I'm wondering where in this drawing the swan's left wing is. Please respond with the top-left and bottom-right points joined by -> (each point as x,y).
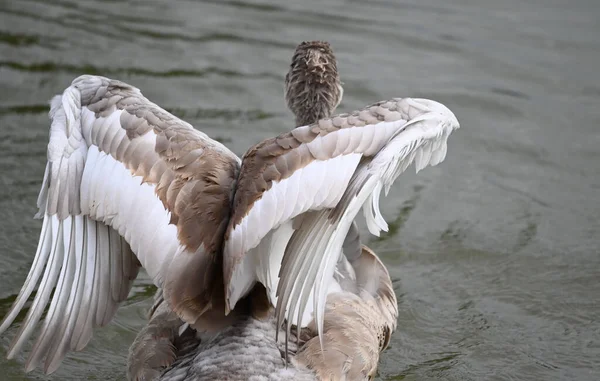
0,75 -> 240,374
223,98 -> 459,338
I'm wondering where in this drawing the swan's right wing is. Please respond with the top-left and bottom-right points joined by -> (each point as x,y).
224,98 -> 459,342
0,75 -> 240,374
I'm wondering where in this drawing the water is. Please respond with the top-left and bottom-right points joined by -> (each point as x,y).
1,0 -> 599,379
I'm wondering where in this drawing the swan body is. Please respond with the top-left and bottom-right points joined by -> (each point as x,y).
0,41 -> 460,380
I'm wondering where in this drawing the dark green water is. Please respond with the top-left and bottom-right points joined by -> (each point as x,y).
1,0 -> 599,380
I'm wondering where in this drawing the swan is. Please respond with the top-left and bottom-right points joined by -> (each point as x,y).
0,40 -> 460,380
128,41 -> 400,381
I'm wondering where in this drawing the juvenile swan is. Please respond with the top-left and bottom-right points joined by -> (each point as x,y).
130,41 -> 399,381
0,41 -> 460,380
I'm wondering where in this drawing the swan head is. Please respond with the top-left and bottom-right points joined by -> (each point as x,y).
285,41 -> 343,126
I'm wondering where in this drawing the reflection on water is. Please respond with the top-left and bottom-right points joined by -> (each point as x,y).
1,0 -> 599,380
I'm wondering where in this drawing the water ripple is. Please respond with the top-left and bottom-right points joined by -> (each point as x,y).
0,31 -> 48,47
165,106 -> 277,122
1,5 -> 292,51
0,104 -> 49,116
194,0 -> 284,12
0,61 -> 280,79
0,7 -> 124,41
113,26 -> 294,49
0,103 -> 278,125
20,0 -> 181,26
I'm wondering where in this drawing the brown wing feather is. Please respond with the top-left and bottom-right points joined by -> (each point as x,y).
78,76 -> 241,326
294,245 -> 398,380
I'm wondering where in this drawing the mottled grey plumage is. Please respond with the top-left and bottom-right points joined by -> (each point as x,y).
137,243 -> 397,381
160,317 -> 316,381
292,246 -> 398,381
285,41 -> 343,127
343,222 -> 363,263
127,290 -> 199,381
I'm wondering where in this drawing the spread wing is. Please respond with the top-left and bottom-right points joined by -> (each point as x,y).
223,98 -> 459,340
0,75 -> 240,374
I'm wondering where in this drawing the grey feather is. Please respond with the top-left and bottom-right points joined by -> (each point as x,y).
342,221 -> 362,262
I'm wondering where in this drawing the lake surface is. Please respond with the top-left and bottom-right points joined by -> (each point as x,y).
1,0 -> 599,380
